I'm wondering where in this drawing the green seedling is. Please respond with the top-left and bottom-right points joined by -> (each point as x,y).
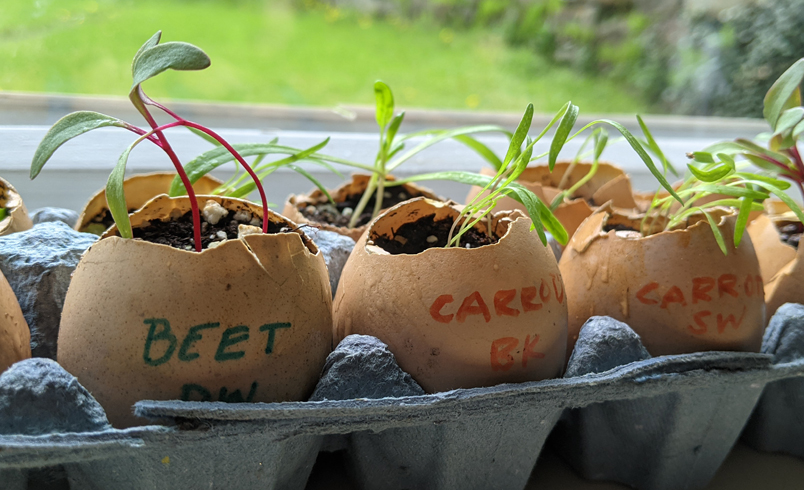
172,81 -> 514,228
0,208 -> 6,222
30,32 -> 272,252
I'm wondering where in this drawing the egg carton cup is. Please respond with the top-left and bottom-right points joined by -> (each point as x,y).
4,344 -> 802,490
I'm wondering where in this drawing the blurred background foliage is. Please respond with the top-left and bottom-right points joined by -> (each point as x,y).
1,0 -> 802,116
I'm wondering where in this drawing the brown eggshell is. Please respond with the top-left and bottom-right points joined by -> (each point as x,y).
0,269 -> 31,373
0,177 -> 33,236
560,206 -> 765,357
76,172 -> 223,233
764,244 -> 804,319
283,174 -> 439,242
464,162 -> 638,238
333,197 -> 568,393
746,213 -> 798,285
58,195 -> 332,427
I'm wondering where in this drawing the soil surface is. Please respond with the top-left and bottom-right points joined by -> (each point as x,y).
777,222 -> 803,249
603,223 -> 637,232
132,209 -> 290,250
373,214 -> 498,255
300,188 -> 422,228
83,208 -> 136,235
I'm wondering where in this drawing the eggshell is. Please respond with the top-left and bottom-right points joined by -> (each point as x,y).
560,206 -> 765,357
747,201 -> 804,318
76,172 -> 223,233
746,213 -> 798,285
283,174 -> 439,242
0,177 -> 33,236
464,162 -> 638,238
0,269 -> 30,373
333,197 -> 568,393
58,195 -> 332,427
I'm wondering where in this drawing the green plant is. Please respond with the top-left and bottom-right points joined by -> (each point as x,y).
0,208 -> 6,221
30,31 -> 272,252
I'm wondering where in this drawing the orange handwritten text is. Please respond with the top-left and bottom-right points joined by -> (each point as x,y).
490,334 -> 546,371
430,280 -> 564,324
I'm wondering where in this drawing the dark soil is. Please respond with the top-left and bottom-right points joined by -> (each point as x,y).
603,223 -> 637,232
300,188 -> 421,228
373,214 -> 498,255
82,208 -> 136,234
777,222 -> 803,249
132,209 -> 291,250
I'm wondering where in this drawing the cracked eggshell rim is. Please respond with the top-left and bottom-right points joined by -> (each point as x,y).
464,162 -> 638,239
76,172 -> 223,233
559,205 -> 765,357
283,173 -> 440,242
333,197 -> 568,393
0,268 -> 30,373
748,201 -> 804,318
0,176 -> 33,236
59,194 -> 332,428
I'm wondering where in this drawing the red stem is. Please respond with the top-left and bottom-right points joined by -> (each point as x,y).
133,93 -> 203,252
179,121 -> 270,233
141,93 -> 270,231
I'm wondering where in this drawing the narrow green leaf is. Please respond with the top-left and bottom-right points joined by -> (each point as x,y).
373,80 -> 394,129
593,128 -> 608,161
695,184 -> 769,200
186,126 -> 222,146
0,208 -> 7,221
692,152 -> 715,163
742,154 -> 796,175
764,58 -> 804,129
384,112 -> 405,153
734,198 -> 753,248
597,118 -> 682,202
387,125 -> 510,172
107,144 -> 137,239
131,41 -> 211,90
734,172 -> 791,190
504,104 -> 534,167
755,182 -> 804,224
702,210 -> 728,256
31,111 -> 128,179
132,31 -> 162,74
548,102 -> 580,171
452,134 -> 503,170
638,115 -> 677,177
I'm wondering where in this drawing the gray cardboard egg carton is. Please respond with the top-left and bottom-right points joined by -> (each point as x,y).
2,307 -> 804,490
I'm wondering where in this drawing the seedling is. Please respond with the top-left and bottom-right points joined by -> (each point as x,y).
30,32 -> 271,252
172,81 -> 515,228
665,57 -> 804,254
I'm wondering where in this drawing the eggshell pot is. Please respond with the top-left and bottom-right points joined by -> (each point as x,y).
283,174 -> 439,242
333,197 -> 568,393
746,202 -> 804,318
58,195 -> 333,427
560,206 -> 765,357
0,176 -> 33,236
76,172 -> 223,233
0,269 -> 31,373
465,162 -> 638,239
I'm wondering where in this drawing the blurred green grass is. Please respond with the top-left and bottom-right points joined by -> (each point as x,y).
0,0 -> 648,113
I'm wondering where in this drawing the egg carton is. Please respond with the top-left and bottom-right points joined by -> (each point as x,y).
1,311 -> 803,490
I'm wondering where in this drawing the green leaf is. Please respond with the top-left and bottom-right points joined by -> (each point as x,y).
593,128 -> 608,161
695,184 -> 769,200
754,182 -> 804,224
774,107 -> 804,135
31,111 -> 128,179
504,104 -> 534,167
687,161 -> 734,182
734,172 -> 791,190
764,58 -> 804,129
452,134 -> 503,170
0,208 -> 7,221
597,118 -> 682,202
386,125 -> 509,172
131,41 -> 211,91
793,119 -> 804,139
384,112 -> 405,153
132,31 -> 162,74
548,102 -> 579,171
702,209 -> 728,256
187,126 -> 222,146
692,152 -> 715,164
107,144 -> 137,239
734,198 -> 753,248
373,80 -> 394,129
638,115 -> 677,177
